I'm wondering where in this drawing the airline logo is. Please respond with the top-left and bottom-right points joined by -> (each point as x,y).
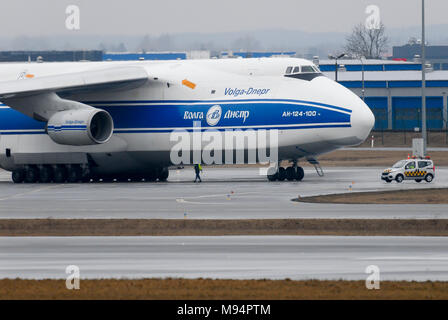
183,105 -> 250,126
206,105 -> 222,126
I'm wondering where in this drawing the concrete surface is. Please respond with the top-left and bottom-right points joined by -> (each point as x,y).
0,167 -> 447,219
1,236 -> 447,281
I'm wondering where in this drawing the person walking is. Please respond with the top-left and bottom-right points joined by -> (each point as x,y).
194,163 -> 202,183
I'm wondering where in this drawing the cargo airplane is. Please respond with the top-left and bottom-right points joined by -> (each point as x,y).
0,58 -> 374,183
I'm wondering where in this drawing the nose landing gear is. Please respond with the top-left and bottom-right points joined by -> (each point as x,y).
267,161 -> 304,182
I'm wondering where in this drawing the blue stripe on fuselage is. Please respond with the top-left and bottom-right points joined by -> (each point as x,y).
84,98 -> 352,114
0,100 -> 352,134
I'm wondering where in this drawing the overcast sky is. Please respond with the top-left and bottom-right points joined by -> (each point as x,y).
0,0 -> 447,36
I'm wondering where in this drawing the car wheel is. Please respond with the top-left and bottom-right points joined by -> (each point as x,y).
425,174 -> 433,183
385,179 -> 392,183
415,179 -> 422,183
395,174 -> 404,183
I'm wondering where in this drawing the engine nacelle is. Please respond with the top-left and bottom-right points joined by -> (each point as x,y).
47,108 -> 114,145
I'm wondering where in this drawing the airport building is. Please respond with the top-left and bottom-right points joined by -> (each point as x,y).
220,51 -> 296,58
103,52 -> 187,61
392,43 -> 448,70
318,59 -> 448,131
0,50 -> 103,62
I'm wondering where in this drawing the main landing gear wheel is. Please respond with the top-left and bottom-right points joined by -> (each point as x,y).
67,165 -> 82,183
144,170 -> 157,182
39,166 -> 53,183
12,169 -> 25,183
25,166 -> 39,183
53,166 -> 68,183
157,167 -> 169,182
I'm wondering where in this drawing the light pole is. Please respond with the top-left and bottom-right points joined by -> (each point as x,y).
329,53 -> 346,82
422,0 -> 427,154
359,56 -> 366,101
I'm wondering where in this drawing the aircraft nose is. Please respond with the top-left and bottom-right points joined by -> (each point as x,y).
351,99 -> 375,143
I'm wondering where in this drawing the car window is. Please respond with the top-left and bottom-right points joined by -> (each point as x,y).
418,161 -> 431,168
405,161 -> 416,169
392,160 -> 406,168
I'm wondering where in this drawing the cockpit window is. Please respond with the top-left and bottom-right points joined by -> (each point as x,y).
301,66 -> 315,73
284,64 -> 323,81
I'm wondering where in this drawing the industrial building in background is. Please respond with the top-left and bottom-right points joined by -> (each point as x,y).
393,42 -> 448,70
316,57 -> 448,132
0,50 -> 103,62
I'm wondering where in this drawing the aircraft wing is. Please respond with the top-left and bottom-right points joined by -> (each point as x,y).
0,65 -> 149,100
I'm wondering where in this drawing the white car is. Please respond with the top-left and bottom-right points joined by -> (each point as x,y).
381,157 -> 435,183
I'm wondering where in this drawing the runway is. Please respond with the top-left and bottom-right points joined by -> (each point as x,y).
1,236 -> 447,281
0,167 -> 448,219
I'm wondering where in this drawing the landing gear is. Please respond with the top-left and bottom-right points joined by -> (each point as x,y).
144,169 -> 157,182
10,164 -> 169,183
24,166 -> 39,183
267,162 -> 304,182
53,165 -> 68,183
11,168 -> 25,183
39,165 -> 53,183
278,167 -> 286,181
67,165 -> 82,183
286,167 -> 295,181
295,166 -> 304,181
157,167 -> 169,182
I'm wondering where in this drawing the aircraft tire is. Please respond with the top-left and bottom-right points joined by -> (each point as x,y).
286,167 -> 295,181
145,170 -> 157,182
158,167 -> 169,182
278,167 -> 286,181
24,166 -> 39,183
81,175 -> 92,183
267,173 -> 278,181
53,166 -> 68,183
67,165 -> 82,183
295,167 -> 304,181
12,169 -> 25,183
39,166 -> 53,183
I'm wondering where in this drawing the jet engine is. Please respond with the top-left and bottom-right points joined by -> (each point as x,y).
47,108 -> 114,146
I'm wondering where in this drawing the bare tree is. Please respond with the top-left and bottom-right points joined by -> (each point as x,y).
345,23 -> 388,59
